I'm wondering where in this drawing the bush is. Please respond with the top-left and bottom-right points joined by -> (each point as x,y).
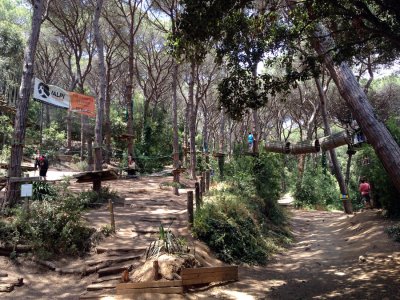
385,224 -> 400,242
193,153 -> 290,265
0,184 -> 117,257
294,157 -> 339,209
193,194 -> 275,264
353,117 -> 400,216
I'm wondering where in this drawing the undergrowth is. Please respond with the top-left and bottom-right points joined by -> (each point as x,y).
192,153 -> 292,265
0,180 -> 118,258
385,224 -> 400,242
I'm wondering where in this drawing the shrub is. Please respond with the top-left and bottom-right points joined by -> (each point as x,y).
294,157 -> 339,209
0,184 -> 117,257
385,224 -> 400,242
353,117 -> 400,216
193,153 -> 290,265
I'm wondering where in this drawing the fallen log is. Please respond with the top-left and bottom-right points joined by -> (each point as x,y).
96,247 -> 146,255
0,277 -> 23,292
86,255 -> 141,267
0,244 -> 32,256
32,257 -> 57,271
91,274 -> 121,284
0,284 -> 14,292
98,265 -> 133,277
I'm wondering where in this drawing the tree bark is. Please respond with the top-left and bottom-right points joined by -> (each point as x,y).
93,0 -> 105,176
4,0 -> 44,208
315,77 -> 353,214
188,60 -> 197,180
313,24 -> 400,194
172,60 -> 179,169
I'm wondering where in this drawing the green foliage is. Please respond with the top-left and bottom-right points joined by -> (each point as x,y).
0,183 -> 117,257
32,181 -> 56,201
193,153 -> 290,264
385,224 -> 400,243
193,189 -> 290,265
294,157 -> 339,209
352,117 -> 400,216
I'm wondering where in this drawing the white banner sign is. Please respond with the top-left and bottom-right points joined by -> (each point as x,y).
33,78 -> 70,109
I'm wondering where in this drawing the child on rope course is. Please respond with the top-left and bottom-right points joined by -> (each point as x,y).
248,132 -> 254,152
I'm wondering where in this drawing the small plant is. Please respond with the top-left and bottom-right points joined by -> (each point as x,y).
100,224 -> 114,237
145,224 -> 188,259
385,224 -> 400,242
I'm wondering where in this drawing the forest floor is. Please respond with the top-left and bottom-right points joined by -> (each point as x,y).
1,167 -> 400,299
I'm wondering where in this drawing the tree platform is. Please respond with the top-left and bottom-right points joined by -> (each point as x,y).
74,169 -> 118,183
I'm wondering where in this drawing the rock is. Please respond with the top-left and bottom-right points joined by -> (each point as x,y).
358,255 -> 366,263
131,254 -> 200,282
305,247 -> 311,251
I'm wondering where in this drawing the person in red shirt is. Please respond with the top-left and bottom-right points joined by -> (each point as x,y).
359,178 -> 371,208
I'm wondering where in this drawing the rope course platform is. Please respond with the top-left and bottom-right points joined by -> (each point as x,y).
73,169 -> 118,183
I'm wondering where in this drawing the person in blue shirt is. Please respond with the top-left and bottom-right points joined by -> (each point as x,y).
248,132 -> 254,151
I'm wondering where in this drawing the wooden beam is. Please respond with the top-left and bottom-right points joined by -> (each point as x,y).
8,177 -> 41,183
181,266 -> 238,286
116,280 -> 182,290
116,287 -> 183,295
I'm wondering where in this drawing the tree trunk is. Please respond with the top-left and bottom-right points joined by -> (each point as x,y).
172,61 -> 179,169
315,77 -> 353,214
4,0 -> 44,209
80,114 -> 87,160
125,19 -> 135,157
66,111 -> 72,149
188,60 -> 196,180
93,0 -> 105,176
313,24 -> 400,195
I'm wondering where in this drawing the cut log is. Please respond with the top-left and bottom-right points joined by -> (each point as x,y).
0,244 -> 31,256
32,257 -> 57,271
85,255 -> 141,267
98,265 -> 132,277
87,281 -> 118,291
0,284 -> 14,292
91,274 -> 121,284
181,266 -> 238,286
95,247 -> 146,255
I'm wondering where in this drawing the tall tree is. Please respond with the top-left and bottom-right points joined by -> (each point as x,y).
105,0 -> 150,156
4,0 -> 46,209
93,0 -> 106,184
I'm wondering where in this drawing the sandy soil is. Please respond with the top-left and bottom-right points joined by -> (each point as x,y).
1,170 -> 400,299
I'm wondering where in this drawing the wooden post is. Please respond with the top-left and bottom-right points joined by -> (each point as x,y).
200,175 -> 205,193
153,260 -> 159,281
109,199 -> 115,232
195,182 -> 200,210
172,169 -> 179,196
187,191 -> 194,227
217,155 -> 225,180
205,170 -> 210,192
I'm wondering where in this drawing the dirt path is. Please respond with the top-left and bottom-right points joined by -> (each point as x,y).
188,209 -> 400,299
1,174 -> 400,299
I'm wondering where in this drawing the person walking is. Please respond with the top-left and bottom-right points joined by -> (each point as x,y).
38,154 -> 49,180
359,178 -> 371,209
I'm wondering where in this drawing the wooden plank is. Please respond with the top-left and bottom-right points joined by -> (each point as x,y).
87,282 -> 118,291
116,280 -> 182,290
116,294 -> 184,300
182,272 -> 238,286
116,286 -> 183,295
181,266 -> 238,286
9,176 -> 41,183
181,266 -> 237,275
